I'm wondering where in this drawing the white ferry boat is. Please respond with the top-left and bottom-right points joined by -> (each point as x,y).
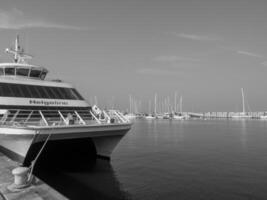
0,36 -> 131,166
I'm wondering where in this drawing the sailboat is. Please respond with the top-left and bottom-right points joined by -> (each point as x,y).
232,88 -> 252,119
145,100 -> 155,119
124,95 -> 136,120
173,96 -> 187,120
260,114 -> 267,120
259,111 -> 267,119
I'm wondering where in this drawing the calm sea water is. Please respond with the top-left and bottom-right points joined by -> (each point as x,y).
36,119 -> 267,200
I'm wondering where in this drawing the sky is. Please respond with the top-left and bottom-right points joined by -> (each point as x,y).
0,0 -> 267,112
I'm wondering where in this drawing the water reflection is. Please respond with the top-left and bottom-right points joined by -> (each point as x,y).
36,160 -> 131,200
33,140 -> 131,200
145,119 -> 186,146
239,120 -> 248,150
231,119 -> 249,150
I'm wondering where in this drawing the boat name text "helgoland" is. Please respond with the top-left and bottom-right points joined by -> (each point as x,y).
29,100 -> 69,106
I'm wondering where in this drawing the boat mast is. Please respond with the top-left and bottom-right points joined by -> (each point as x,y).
94,96 -> 98,106
180,96 -> 183,113
154,93 -> 157,115
241,88 -> 245,113
5,35 -> 32,63
134,100 -> 138,113
174,92 -> 177,113
129,95 -> 132,114
149,100 -> 151,115
167,96 -> 170,113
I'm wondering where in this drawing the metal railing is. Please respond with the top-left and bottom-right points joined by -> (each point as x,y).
0,108 -> 129,128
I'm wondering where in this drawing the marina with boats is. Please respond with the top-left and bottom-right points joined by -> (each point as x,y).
1,0 -> 267,199
0,36 -> 266,199
0,33 -> 265,200
123,88 -> 267,120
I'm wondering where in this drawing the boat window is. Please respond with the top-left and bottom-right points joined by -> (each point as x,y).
18,85 -> 31,97
0,83 -> 84,100
53,87 -> 65,99
72,89 -> 84,100
38,86 -> 49,98
61,88 -> 73,99
40,71 -> 47,80
29,69 -> 41,78
9,85 -> 24,97
0,83 -> 5,96
0,84 -> 14,97
45,87 -> 57,99
68,89 -> 79,100
28,85 -> 41,98
0,68 -> 4,75
5,67 -> 15,75
16,68 -> 29,76
59,88 -> 71,99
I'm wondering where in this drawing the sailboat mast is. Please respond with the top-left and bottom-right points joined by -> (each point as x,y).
241,88 -> 245,113
180,96 -> 183,113
154,93 -> 157,115
149,100 -> 151,114
129,95 -> 132,114
94,96 -> 98,106
134,100 -> 138,113
174,92 -> 177,113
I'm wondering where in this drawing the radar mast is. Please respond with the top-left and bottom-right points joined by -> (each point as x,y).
5,35 -> 33,63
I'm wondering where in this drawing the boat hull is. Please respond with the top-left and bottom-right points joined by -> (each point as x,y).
231,115 -> 252,119
260,115 -> 267,120
0,132 -> 35,163
0,123 -> 131,166
173,115 -> 185,120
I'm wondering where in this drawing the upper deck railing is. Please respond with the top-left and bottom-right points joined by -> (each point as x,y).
0,108 -> 130,128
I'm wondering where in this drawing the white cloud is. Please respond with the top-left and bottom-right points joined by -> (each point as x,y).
0,8 -> 88,30
174,32 -> 221,41
237,50 -> 263,58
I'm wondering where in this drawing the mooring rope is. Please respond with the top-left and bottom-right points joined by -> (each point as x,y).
28,128 -> 53,182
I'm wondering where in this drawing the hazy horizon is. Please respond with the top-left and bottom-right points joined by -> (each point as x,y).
1,0 -> 267,112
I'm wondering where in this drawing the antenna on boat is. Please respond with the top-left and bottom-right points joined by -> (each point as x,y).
5,35 -> 33,63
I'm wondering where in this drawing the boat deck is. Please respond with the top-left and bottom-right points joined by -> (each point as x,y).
0,108 -> 129,129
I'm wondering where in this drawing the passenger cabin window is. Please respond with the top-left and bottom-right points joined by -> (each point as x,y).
0,83 -> 84,100
40,71 -> 47,80
0,85 -> 14,96
72,89 -> 84,100
53,87 -> 65,99
38,86 -> 49,98
45,87 -> 57,99
30,69 -> 41,78
0,66 -> 47,79
28,85 -> 41,98
5,67 -> 15,75
16,68 -> 29,76
9,84 -> 23,97
19,85 -> 31,97
61,88 -> 73,99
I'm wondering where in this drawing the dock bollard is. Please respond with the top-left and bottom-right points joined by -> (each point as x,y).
8,167 -> 31,191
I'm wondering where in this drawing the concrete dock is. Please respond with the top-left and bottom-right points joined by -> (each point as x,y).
0,153 -> 67,200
